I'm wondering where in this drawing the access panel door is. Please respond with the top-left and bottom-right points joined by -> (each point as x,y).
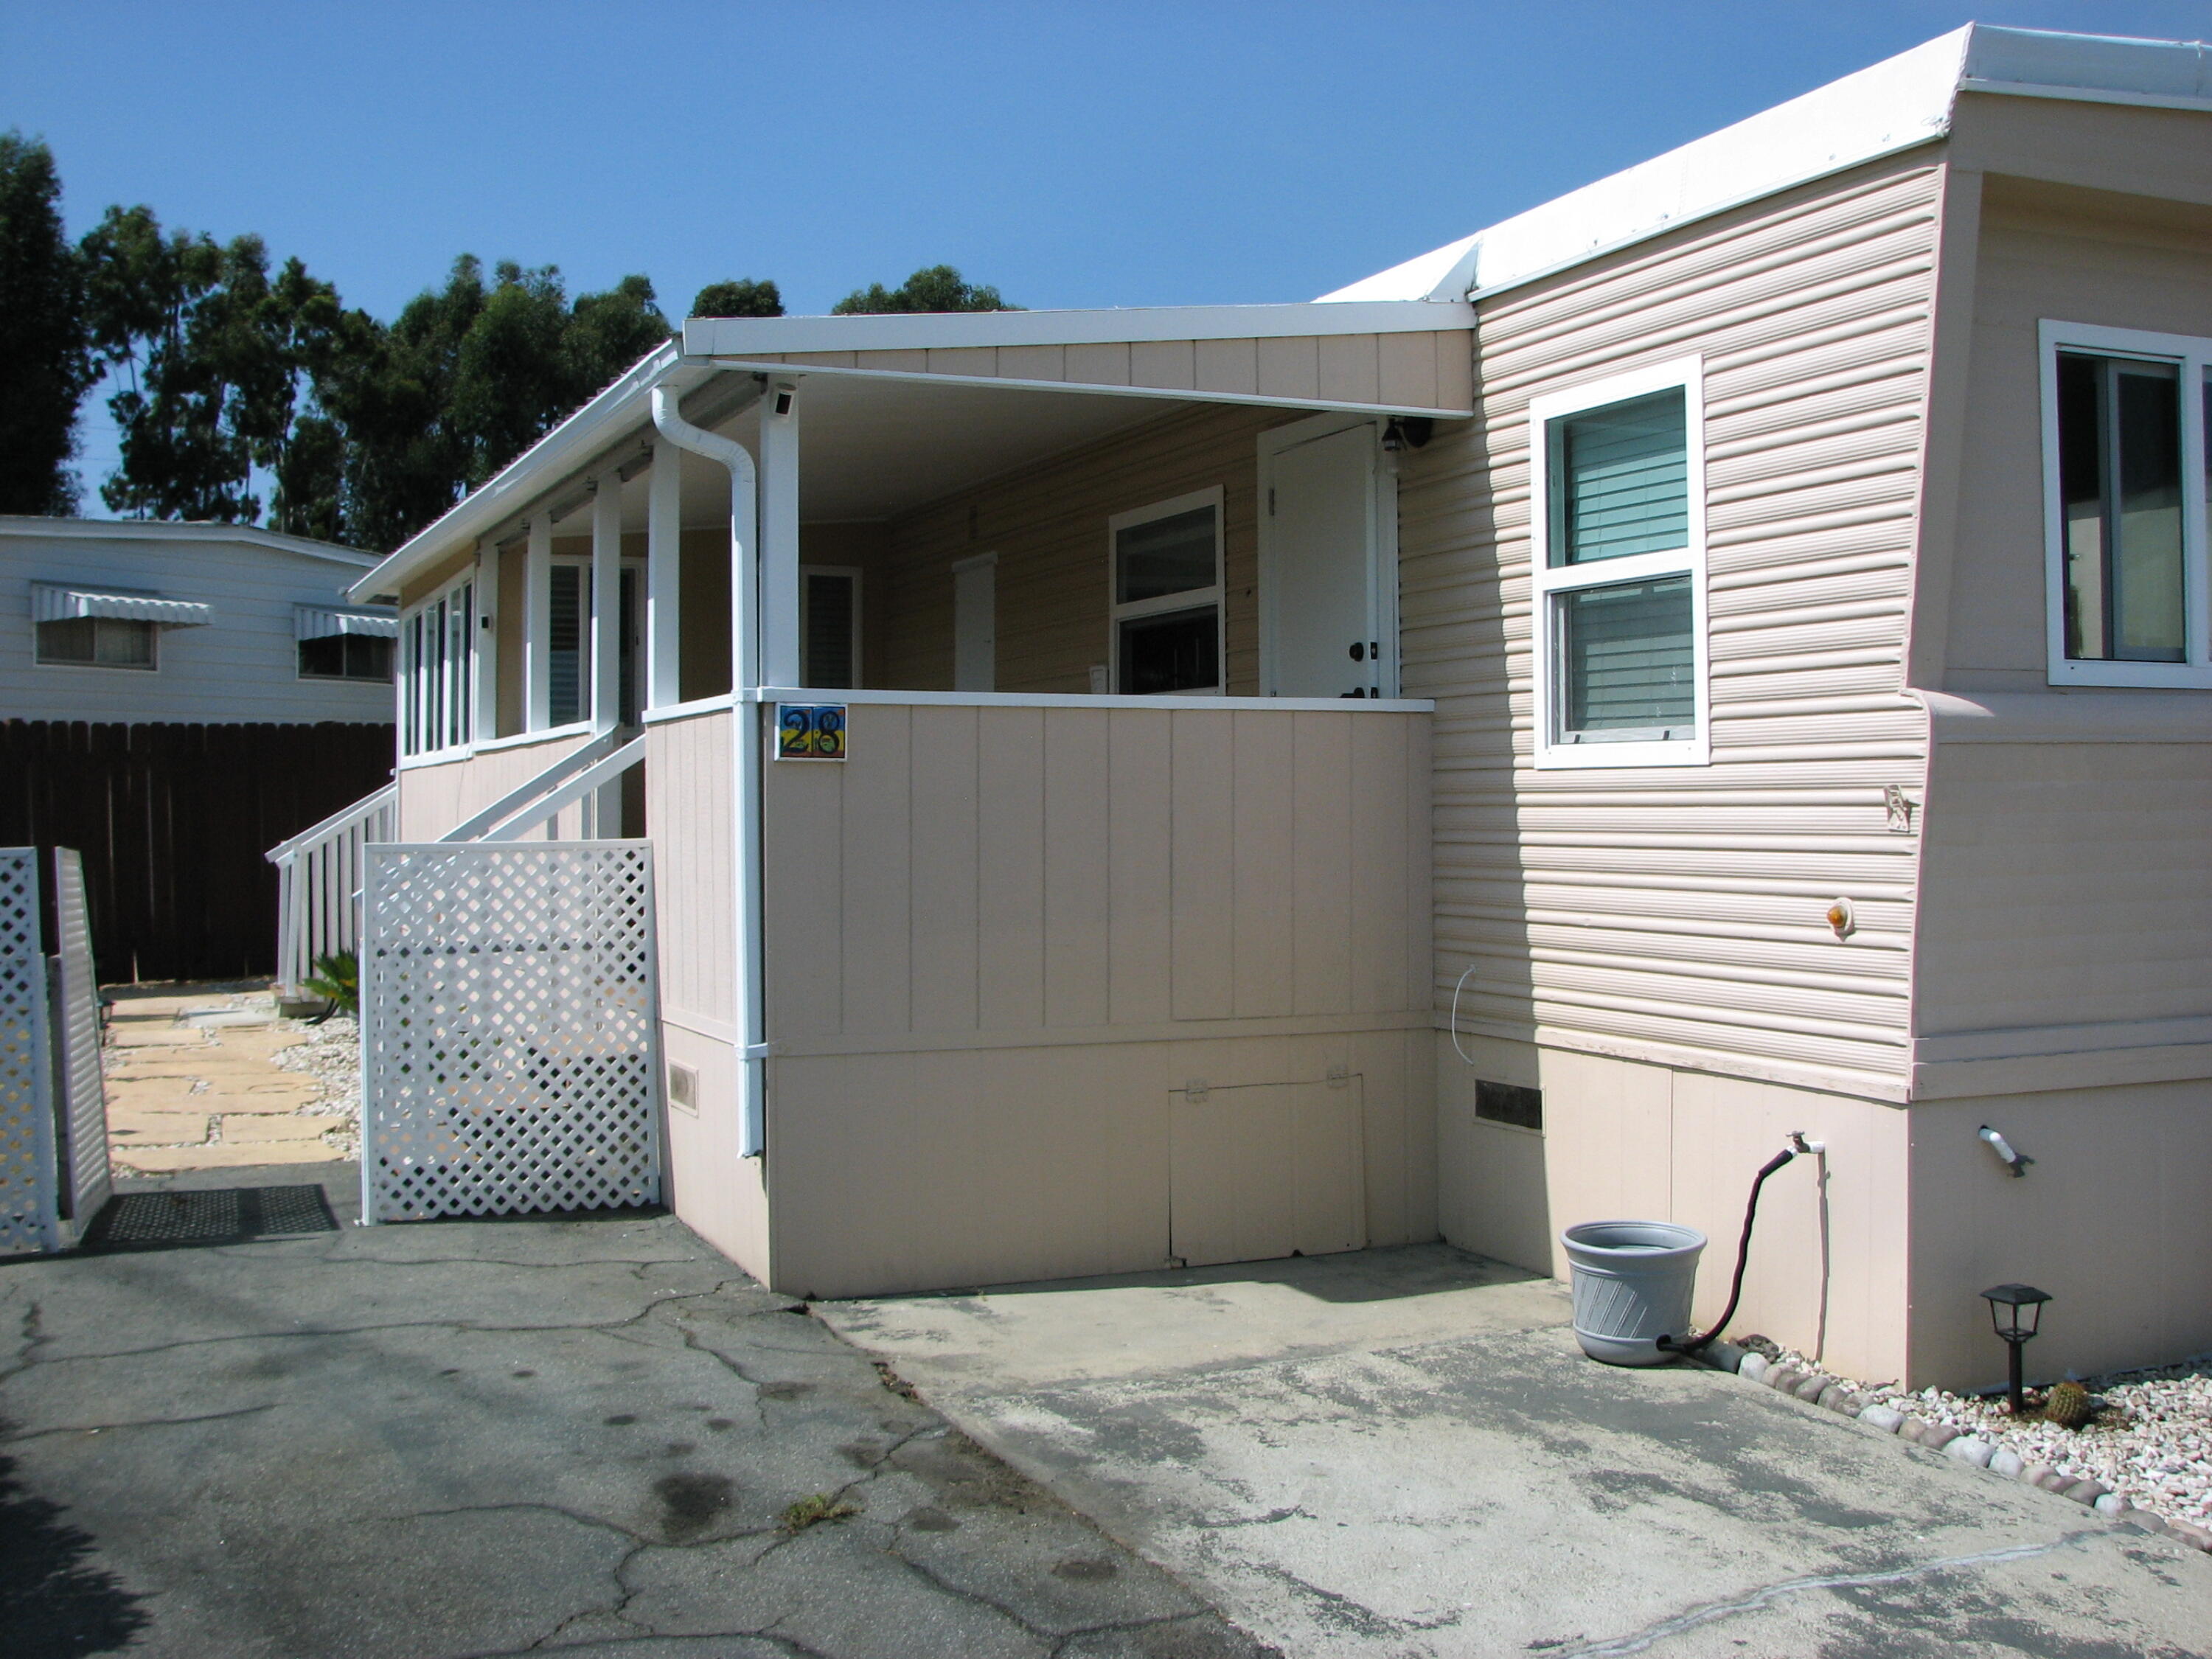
1265,422 -> 1377,698
1169,1077 -> 1366,1268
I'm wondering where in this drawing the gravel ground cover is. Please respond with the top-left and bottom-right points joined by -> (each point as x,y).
266,1009 -> 362,1157
1735,1334 -> 2212,1540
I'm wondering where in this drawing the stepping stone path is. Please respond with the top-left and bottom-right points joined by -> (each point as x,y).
103,983 -> 352,1173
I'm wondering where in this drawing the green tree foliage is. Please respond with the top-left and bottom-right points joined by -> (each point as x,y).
80,205 -> 341,525
689,278 -> 783,318
832,264 -> 1018,315
0,133 -> 97,515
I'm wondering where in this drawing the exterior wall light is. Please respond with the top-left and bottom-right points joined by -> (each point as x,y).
1982,1283 -> 2052,1415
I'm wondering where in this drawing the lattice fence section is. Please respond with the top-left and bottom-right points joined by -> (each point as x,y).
54,849 -> 110,1226
0,849 -> 58,1254
361,842 -> 662,1222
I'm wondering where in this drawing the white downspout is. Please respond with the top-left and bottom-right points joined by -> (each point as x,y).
650,384 -> 766,1159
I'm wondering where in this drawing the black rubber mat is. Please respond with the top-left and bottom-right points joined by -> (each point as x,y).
78,1185 -> 338,1252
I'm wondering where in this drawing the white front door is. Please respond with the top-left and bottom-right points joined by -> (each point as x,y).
953,553 -> 996,692
1265,421 -> 1379,698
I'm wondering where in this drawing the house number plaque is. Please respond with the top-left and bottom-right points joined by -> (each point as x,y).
776,703 -> 847,761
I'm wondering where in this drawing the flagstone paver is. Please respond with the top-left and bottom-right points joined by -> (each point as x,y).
102,982 -> 353,1174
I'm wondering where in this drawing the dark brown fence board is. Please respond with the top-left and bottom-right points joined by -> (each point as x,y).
0,721 -> 394,983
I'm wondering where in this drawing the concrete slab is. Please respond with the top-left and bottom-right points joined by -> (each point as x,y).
223,1114 -> 348,1143
819,1245 -> 2212,1658
114,1141 -> 349,1171
0,1164 -> 1269,1659
107,1111 -> 211,1144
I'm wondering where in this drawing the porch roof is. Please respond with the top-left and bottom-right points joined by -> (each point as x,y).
350,299 -> 1472,605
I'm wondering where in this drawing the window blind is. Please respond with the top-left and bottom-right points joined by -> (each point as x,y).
549,566 -> 585,725
802,571 -> 856,687
1559,576 -> 1694,739
1553,389 -> 1688,565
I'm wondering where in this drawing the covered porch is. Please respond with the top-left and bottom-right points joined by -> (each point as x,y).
358,299 -> 1470,1294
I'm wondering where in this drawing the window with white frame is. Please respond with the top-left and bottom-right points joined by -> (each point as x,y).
1528,360 -> 1708,767
2042,321 -> 2211,688
1110,487 -> 1223,695
400,576 -> 474,757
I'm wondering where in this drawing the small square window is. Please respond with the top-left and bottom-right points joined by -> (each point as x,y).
37,616 -> 156,669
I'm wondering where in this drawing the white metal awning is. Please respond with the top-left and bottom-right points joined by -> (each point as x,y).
295,605 -> 398,641
31,583 -> 213,626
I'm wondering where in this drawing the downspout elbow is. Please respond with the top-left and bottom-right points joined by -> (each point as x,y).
650,386 -> 757,488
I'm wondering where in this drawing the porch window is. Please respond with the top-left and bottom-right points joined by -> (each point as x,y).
549,563 -> 586,726
1528,361 -> 1708,767
1110,488 -> 1223,695
400,576 -> 475,758
2042,321 -> 2211,687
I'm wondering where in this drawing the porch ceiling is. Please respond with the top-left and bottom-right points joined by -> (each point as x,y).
630,373 -> 1200,532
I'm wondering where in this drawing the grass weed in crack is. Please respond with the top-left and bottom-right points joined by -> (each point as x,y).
779,1492 -> 861,1533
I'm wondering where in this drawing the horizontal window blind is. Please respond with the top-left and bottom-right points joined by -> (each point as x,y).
1558,576 -> 1694,740
549,566 -> 585,726
802,571 -> 857,688
1553,389 -> 1688,565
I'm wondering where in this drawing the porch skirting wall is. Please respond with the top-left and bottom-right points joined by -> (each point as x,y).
758,698 -> 1436,1298
395,729 -> 594,841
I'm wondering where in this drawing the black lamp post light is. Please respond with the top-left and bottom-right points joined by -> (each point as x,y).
1982,1283 -> 2052,1415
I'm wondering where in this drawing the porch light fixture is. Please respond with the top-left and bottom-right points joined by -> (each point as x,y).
1981,1283 -> 2051,1416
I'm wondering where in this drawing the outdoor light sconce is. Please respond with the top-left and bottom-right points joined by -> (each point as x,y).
1982,1283 -> 2052,1416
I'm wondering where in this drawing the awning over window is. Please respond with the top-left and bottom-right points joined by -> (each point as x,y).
294,605 -> 399,641
31,583 -> 213,626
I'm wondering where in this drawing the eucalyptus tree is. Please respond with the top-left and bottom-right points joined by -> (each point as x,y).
0,132 -> 97,514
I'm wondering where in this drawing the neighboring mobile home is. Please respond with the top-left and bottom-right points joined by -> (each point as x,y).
345,24 -> 2211,1389
0,517 -> 396,980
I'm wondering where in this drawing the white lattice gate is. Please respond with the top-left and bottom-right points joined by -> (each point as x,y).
52,849 -> 111,1228
0,849 -> 59,1254
361,841 -> 663,1222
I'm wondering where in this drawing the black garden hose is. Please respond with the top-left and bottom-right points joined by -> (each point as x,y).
1658,1145 -> 1798,1355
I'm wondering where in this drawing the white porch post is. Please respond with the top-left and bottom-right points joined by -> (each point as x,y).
646,436 -> 682,711
591,473 -> 622,733
471,538 -> 498,740
524,514 -> 552,731
758,379 -> 801,689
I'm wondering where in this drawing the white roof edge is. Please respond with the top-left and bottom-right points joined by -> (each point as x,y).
1319,24 -> 2208,304
0,515 -> 377,567
349,340 -> 691,602
684,299 -> 1472,357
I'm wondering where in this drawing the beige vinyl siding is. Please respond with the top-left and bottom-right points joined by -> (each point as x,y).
731,330 -> 1473,414
867,403 -> 1302,695
1402,154 -> 1944,1093
393,728 -> 592,841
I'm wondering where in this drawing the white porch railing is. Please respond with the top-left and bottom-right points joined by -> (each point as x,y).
266,784 -> 398,998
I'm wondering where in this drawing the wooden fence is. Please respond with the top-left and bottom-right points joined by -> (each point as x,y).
0,721 -> 394,984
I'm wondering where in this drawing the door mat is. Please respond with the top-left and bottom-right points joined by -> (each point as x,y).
78,1185 -> 338,1252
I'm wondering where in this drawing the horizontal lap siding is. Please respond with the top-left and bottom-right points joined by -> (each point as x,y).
1402,159 -> 1941,1085
877,403 -> 1302,696
761,703 -> 1433,1043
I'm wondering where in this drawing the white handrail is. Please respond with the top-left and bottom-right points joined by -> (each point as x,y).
481,737 -> 647,841
266,783 -> 397,998
439,726 -> 628,843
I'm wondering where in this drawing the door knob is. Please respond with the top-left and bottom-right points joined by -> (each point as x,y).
1349,641 -> 1366,662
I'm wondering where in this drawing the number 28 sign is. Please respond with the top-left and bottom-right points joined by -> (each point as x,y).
776,703 -> 846,761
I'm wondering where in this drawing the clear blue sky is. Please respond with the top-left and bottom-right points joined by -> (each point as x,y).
7,1 -> 2208,504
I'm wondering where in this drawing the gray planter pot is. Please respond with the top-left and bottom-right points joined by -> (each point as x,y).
1562,1220 -> 1707,1366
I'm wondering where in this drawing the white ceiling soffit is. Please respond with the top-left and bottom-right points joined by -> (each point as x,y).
32,584 -> 214,626
296,605 -> 399,641
1319,23 -> 2211,305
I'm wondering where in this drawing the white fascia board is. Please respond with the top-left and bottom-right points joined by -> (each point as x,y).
0,515 -> 377,568
684,299 -> 1472,358
349,340 -> 690,603
1319,24 -> 2211,306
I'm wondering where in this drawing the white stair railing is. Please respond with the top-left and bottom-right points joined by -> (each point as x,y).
266,783 -> 398,998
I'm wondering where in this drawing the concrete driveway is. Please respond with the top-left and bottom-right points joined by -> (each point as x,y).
1,1163 -> 1267,1659
815,1248 -> 2212,1659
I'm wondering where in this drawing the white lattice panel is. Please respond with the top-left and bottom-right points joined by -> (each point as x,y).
0,849 -> 59,1255
361,842 -> 663,1222
54,849 -> 111,1227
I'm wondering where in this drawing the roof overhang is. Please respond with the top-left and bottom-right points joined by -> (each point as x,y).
32,583 -> 214,626
0,515 -> 376,568
1323,23 -> 2211,305
352,300 -> 1473,605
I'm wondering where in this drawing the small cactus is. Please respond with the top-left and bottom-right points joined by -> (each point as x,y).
2042,1380 -> 2091,1429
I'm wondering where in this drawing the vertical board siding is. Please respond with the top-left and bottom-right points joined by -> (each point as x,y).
647,709 -> 736,1027
874,403 -> 1306,697
0,720 -> 394,982
762,701 -> 1432,1044
1400,158 -> 1941,1086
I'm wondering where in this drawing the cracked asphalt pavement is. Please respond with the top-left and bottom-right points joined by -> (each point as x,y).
0,1162 -> 1271,1659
